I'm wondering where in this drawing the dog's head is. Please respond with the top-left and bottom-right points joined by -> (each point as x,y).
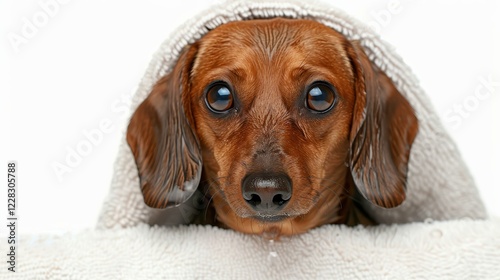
127,19 -> 418,235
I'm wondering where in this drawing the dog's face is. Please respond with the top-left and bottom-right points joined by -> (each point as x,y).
127,19 -> 418,236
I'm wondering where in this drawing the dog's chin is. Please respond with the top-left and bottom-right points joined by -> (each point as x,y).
216,209 -> 319,236
213,195 -> 317,236
240,215 -> 298,237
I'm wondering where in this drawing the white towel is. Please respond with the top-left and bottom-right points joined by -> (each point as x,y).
2,218 -> 499,279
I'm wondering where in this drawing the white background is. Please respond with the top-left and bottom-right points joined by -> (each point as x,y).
0,0 -> 498,236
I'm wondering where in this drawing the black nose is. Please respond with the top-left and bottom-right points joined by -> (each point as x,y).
242,173 -> 292,212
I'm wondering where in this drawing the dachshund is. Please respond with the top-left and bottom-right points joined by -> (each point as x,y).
126,18 -> 419,237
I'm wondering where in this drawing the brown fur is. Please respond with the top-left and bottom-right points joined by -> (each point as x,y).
127,18 -> 419,237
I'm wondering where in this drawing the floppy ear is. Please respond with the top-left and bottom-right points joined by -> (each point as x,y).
347,42 -> 419,208
126,45 -> 202,209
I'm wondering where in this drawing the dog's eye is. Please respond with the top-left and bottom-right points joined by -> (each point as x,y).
306,82 -> 336,113
205,82 -> 234,113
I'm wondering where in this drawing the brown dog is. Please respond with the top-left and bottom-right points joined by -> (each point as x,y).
127,18 -> 418,236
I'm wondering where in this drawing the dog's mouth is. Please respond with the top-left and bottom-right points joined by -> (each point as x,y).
251,214 -> 292,223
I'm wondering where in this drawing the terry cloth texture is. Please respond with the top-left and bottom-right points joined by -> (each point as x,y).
2,219 -> 500,279
97,0 -> 486,228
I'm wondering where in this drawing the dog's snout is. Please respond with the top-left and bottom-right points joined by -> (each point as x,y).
242,173 -> 292,212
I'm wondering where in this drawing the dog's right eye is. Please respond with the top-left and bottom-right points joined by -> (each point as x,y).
205,82 -> 234,113
305,82 -> 336,113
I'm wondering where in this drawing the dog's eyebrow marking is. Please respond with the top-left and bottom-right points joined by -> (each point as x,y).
228,67 -> 246,79
290,66 -> 311,80
197,67 -> 247,82
289,65 -> 342,83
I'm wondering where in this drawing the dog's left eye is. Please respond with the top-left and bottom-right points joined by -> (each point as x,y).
305,82 -> 336,113
205,82 -> 234,113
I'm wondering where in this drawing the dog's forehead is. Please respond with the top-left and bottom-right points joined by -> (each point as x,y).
191,18 -> 352,78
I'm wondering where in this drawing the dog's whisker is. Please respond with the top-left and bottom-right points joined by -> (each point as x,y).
289,218 -> 295,236
240,161 -> 249,170
201,178 -> 234,222
302,174 -> 366,206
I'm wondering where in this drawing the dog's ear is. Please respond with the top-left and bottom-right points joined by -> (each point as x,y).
126,45 -> 202,209
347,41 -> 418,208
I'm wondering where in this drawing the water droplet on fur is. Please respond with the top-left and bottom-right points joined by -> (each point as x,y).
262,229 -> 279,240
267,239 -> 279,262
262,229 -> 280,264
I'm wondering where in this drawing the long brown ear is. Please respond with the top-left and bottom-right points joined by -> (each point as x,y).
126,45 -> 202,209
348,42 -> 419,208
